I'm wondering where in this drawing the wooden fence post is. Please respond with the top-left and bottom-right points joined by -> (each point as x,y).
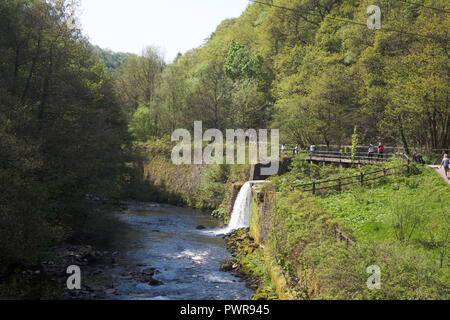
360,172 -> 364,186
312,181 -> 316,195
338,178 -> 342,192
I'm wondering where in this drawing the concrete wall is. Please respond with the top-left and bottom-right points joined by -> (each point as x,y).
249,157 -> 292,181
228,183 -> 243,214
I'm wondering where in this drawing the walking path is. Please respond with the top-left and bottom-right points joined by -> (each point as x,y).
427,165 -> 450,186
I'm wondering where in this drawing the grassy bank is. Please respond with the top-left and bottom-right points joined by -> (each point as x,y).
256,156 -> 449,300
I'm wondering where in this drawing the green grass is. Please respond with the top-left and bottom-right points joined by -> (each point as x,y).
262,160 -> 449,299
322,166 -> 450,245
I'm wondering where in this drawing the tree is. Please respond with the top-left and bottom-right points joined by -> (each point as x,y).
116,46 -> 165,133
224,40 -> 263,80
0,0 -> 130,266
129,105 -> 156,142
351,126 -> 359,161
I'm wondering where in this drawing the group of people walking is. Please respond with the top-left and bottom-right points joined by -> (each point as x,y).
281,142 -> 384,160
368,142 -> 385,160
281,143 -> 302,155
280,142 -> 449,181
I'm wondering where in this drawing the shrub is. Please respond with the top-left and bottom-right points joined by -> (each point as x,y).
128,106 -> 156,142
197,165 -> 230,209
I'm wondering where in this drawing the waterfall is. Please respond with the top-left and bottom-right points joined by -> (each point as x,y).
210,180 -> 267,235
226,181 -> 253,232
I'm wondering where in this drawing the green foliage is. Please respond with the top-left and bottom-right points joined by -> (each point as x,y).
386,193 -> 425,244
265,160 -> 449,299
91,45 -> 134,73
106,0 -> 449,152
115,46 -> 165,119
199,162 -> 250,211
351,126 -> 359,162
225,40 -> 264,81
211,207 -> 228,219
226,229 -> 279,300
2,0 -> 449,299
128,106 -> 156,142
0,0 -> 131,269
197,165 -> 230,209
299,239 -> 449,300
323,166 -> 450,243
290,154 -> 322,178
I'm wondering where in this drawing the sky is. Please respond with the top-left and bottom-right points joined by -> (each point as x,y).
79,0 -> 250,62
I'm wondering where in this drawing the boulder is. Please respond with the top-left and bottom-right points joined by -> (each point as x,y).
220,258 -> 237,272
142,267 -> 157,276
149,279 -> 163,286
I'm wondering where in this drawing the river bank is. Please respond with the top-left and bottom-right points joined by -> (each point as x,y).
221,229 -> 278,300
0,201 -> 261,300
0,202 -> 128,300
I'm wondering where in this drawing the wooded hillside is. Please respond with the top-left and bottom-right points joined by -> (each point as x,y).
116,0 -> 449,153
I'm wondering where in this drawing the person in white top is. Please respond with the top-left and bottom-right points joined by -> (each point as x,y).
368,143 -> 374,160
440,154 -> 450,179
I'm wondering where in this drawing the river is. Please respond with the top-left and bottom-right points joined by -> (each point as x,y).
104,202 -> 253,300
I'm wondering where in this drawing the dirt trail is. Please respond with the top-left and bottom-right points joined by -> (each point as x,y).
427,165 -> 450,186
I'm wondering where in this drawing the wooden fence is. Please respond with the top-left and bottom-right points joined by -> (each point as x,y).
257,157 -> 410,248
289,167 -> 395,195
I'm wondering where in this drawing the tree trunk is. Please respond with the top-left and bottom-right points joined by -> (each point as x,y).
21,35 -> 42,105
398,115 -> 410,155
37,44 -> 54,133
